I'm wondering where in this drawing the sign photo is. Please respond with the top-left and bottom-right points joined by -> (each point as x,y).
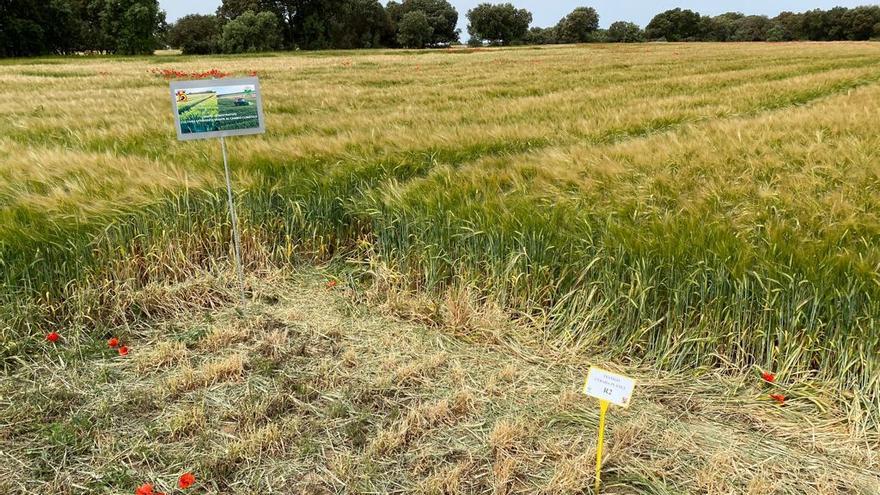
170,77 -> 265,141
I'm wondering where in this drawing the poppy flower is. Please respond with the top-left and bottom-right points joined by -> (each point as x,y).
178,472 -> 196,489
770,393 -> 786,405
108,337 -> 119,348
135,483 -> 154,495
761,371 -> 775,383
47,332 -> 60,343
326,280 -> 338,289
118,345 -> 129,356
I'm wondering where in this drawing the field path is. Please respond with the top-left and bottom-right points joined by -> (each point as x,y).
1,269 -> 876,494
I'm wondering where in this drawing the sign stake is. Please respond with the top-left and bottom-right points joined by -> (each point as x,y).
170,77 -> 265,306
594,399 -> 609,494
221,136 -> 245,304
583,367 -> 637,494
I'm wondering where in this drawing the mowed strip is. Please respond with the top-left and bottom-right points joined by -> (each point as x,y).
0,270 -> 876,494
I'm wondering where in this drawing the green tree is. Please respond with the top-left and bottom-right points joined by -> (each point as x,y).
217,0 -> 267,22
823,6 -> 849,40
524,26 -> 557,44
291,0 -> 392,49
221,10 -> 283,52
766,23 -> 786,42
842,6 -> 880,40
731,15 -> 771,41
466,3 -> 532,46
74,0 -> 110,53
327,0 -> 393,49
46,0 -> 83,54
768,11 -> 803,41
555,7 -> 599,43
217,0 -> 299,49
800,9 -> 829,40
606,21 -> 643,42
386,0 -> 459,46
645,8 -> 702,41
101,0 -> 165,54
169,14 -> 221,54
397,11 -> 432,47
701,12 -> 744,41
0,1 -> 47,57
0,0 -> 84,56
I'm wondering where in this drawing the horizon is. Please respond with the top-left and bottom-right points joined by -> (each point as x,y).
161,0 -> 880,34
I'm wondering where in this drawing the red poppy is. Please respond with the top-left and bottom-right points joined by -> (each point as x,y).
326,280 -> 338,289
761,371 -> 775,383
770,393 -> 786,405
47,332 -> 60,343
178,472 -> 196,489
249,70 -> 258,76
108,337 -> 119,348
118,346 -> 129,356
135,483 -> 154,495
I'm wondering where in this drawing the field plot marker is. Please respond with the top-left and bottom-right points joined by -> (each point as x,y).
583,367 -> 637,493
169,77 -> 267,305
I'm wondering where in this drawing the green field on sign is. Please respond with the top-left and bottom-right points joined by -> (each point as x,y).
178,89 -> 258,134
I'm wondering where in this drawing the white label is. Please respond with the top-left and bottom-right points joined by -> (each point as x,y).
583,367 -> 636,408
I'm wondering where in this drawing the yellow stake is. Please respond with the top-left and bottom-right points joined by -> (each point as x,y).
595,399 -> 609,494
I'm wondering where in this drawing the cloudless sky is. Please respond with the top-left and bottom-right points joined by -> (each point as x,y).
161,0 -> 878,33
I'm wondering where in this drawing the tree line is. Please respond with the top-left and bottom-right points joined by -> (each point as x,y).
0,0 -> 166,57
644,7 -> 880,42
2,1 -> 880,58
169,2 -> 880,53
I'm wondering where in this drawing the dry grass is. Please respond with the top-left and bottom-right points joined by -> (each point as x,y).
0,269 -> 877,494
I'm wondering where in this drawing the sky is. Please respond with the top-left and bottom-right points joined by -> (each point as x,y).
161,1 -> 878,32
186,85 -> 255,95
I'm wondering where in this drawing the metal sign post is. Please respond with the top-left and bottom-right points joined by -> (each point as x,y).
170,77 -> 266,305
220,136 -> 245,304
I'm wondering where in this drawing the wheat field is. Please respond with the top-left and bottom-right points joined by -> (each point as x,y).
1,42 -> 879,439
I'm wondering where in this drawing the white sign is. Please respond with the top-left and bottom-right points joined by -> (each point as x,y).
170,77 -> 265,141
583,367 -> 636,408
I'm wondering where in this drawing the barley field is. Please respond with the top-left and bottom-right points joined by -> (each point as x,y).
1,42 -> 879,468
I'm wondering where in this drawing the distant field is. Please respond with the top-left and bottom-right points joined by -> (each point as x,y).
1,43 -> 879,427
